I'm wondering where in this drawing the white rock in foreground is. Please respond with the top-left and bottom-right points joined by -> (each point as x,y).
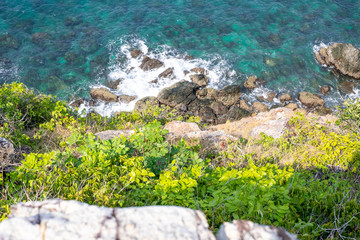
0,200 -> 215,240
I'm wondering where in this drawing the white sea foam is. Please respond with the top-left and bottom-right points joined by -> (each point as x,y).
80,37 -> 236,116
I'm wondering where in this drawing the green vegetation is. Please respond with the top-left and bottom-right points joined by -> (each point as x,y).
1,83 -> 359,239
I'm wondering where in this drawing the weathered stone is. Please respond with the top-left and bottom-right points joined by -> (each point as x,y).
140,56 -> 164,71
316,43 -> 360,79
216,85 -> 242,107
158,67 -> 174,79
183,131 -> 237,155
314,106 -> 333,116
190,67 -> 207,75
164,121 -> 201,142
105,78 -> 122,89
252,102 -> 268,112
314,50 -> 326,65
187,99 -> 217,123
338,81 -> 355,94
320,85 -> 331,95
130,49 -> 143,58
279,93 -> 292,103
95,130 -> 135,140
257,92 -> 276,102
0,200 -> 215,240
157,80 -> 200,108
0,137 -> 15,165
285,103 -> 298,111
190,74 -> 209,87
90,88 -> 118,103
69,99 -> 84,108
244,76 -> 265,90
216,220 -> 297,240
134,96 -> 160,113
298,92 -> 324,108
118,95 -> 136,103
0,34 -> 20,50
226,105 -> 251,122
238,100 -> 252,112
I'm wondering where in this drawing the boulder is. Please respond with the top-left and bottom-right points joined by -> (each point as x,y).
105,78 -> 122,89
90,88 -> 118,103
134,96 -> 160,113
69,99 -> 84,108
238,100 -> 252,112
157,80 -> 200,108
338,81 -> 354,94
315,43 -> 360,79
190,67 -> 207,75
285,103 -> 298,111
164,121 -> 201,142
320,85 -> 331,95
0,200 -> 215,240
0,34 -> 20,50
252,102 -> 268,113
30,32 -> 53,47
183,131 -> 237,155
226,105 -> 251,122
187,99 -> 217,123
158,67 -> 174,79
314,106 -> 333,116
216,85 -> 242,107
210,101 -> 228,115
298,92 -> 324,108
257,92 -> 276,102
190,74 -> 209,87
244,76 -> 265,90
279,93 -> 292,103
95,129 -> 135,140
216,220 -> 297,240
0,137 -> 15,167
140,56 -> 164,71
130,49 -> 143,58
118,95 -> 136,103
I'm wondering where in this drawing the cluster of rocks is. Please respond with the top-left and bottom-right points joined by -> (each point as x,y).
0,199 -> 297,240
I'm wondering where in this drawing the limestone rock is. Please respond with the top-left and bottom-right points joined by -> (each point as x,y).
134,96 -> 160,113
0,200 -> 215,240
257,92 -> 276,102
130,49 -> 143,58
216,85 -> 242,107
279,93 -> 292,103
183,131 -> 237,155
95,129 -> 135,140
252,102 -> 268,113
164,121 -> 201,142
140,56 -> 164,71
298,92 -> 324,108
118,95 -> 137,103
338,81 -> 354,94
315,43 -> 360,79
320,85 -> 331,95
244,76 -> 265,90
90,88 -> 118,103
158,67 -> 174,79
190,74 -> 209,87
285,103 -> 298,111
216,220 -> 297,240
157,80 -> 200,108
238,100 -> 252,112
105,78 -> 122,89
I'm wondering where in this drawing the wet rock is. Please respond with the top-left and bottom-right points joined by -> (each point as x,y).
118,95 -> 136,103
140,56 -> 164,71
244,76 -> 265,90
134,96 -> 160,113
64,51 -> 85,65
298,92 -> 325,108
0,200 -> 215,240
183,131 -> 237,155
279,93 -> 292,103
80,38 -> 99,53
238,99 -> 252,112
252,102 -> 268,112
315,49 -> 326,65
130,49 -> 143,58
316,43 -> 360,79
217,85 -> 242,107
226,105 -> 251,122
185,55 -> 194,60
314,106 -> 333,116
320,85 -> 331,95
95,129 -> 135,140
105,78 -> 122,89
285,103 -> 298,111
216,220 -> 297,240
257,92 -> 276,102
190,74 -> 209,87
190,67 -> 207,75
64,16 -> 82,26
0,34 -> 20,50
150,79 -> 158,84
158,67 -> 174,79
338,81 -> 354,94
184,70 -> 190,75
164,121 -> 201,142
157,80 -> 200,108
90,88 -> 118,103
69,99 -> 84,108
30,32 -> 53,47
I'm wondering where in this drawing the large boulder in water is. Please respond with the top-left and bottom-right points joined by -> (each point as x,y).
190,74 -> 209,87
157,80 -> 200,108
298,92 -> 324,108
140,56 -> 164,71
90,88 -> 118,103
315,43 -> 360,79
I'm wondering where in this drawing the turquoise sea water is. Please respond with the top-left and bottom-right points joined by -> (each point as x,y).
0,0 -> 359,111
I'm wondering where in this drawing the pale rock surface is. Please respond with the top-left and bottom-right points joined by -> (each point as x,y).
216,220 -> 297,240
0,200 -> 215,240
164,121 -> 201,142
0,137 -> 15,172
95,129 -> 135,140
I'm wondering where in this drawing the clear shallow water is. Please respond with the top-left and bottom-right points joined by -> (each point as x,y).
0,0 -> 359,114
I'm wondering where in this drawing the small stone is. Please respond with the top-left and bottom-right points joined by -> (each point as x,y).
298,92 -> 325,108
279,93 -> 292,103
183,70 -> 190,75
90,88 -> 118,103
190,74 -> 209,87
140,56 -> 164,71
252,101 -> 268,112
257,92 -> 276,102
244,76 -> 265,90
118,95 -> 136,103
184,55 -> 194,60
158,67 -> 174,79
69,99 -> 84,108
130,49 -> 143,58
150,79 -> 158,84
320,86 -> 331,95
